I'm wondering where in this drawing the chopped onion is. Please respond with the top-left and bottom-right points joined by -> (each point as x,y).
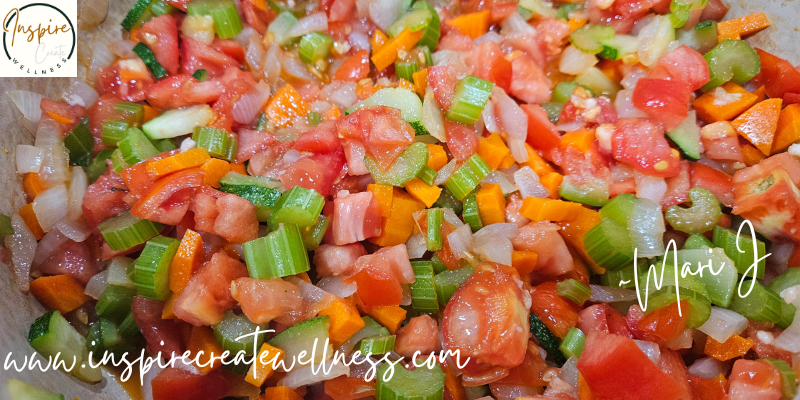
634,340 -> 661,365
406,233 -> 428,259
559,356 -> 580,388
475,31 -> 503,45
16,145 -> 43,174
36,118 -> 70,187
278,362 -> 349,389
279,51 -> 316,81
8,213 -> 36,292
107,258 -> 135,288
286,276 -> 335,317
447,224 -> 474,259
492,88 -> 528,144
422,90 -> 446,142
55,219 -> 91,242
67,166 -> 87,221
245,33 -> 266,75
482,99 -> 499,134
697,307 -> 748,343
78,0 -> 108,31
431,50 -> 469,76
475,236 -> 513,266
637,16 -> 674,68
615,89 -> 648,119
321,81 -> 358,109
88,31 -> 117,85
474,223 -> 519,241
317,276 -> 357,298
772,310 -> 800,352
501,13 -> 536,35
508,139 -> 528,164
621,67 -> 648,90
263,43 -> 282,85
634,173 -> 667,204
627,198 -> 665,258
368,0 -> 405,30
234,26 -> 258,47
109,40 -> 137,59
664,328 -> 693,350
84,270 -> 109,300
589,285 -> 638,302
33,184 -> 68,232
63,80 -> 99,108
442,208 -> 464,228
559,45 -> 599,76
435,159 -> 458,186
232,81 -> 271,124
514,166 -> 550,199
7,90 -> 44,123
32,228 -> 68,267
482,171 -> 517,195
286,12 -> 329,39
348,31 -> 370,51
688,357 -> 728,380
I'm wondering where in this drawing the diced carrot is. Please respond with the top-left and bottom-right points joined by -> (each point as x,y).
413,69 -> 428,97
324,106 -> 341,120
477,133 -> 511,170
519,197 -> 583,222
425,143 -> 448,171
250,0 -> 269,11
569,16 -> 588,32
294,272 -> 312,283
704,334 -> 754,361
752,86 -> 767,103
741,144 -> 765,167
18,203 -> 44,240
693,82 -> 759,123
519,143 -> 556,176
266,84 -> 311,128
441,360 -> 467,400
246,343 -> 284,386
371,28 -> 424,71
476,183 -> 506,225
578,373 -> 594,400
371,30 -> 389,54
230,162 -> 247,174
540,172 -> 563,199
405,178 -> 442,208
370,188 -> 426,246
200,158 -> 230,188
717,12 -> 770,41
142,105 -> 161,123
366,305 -> 407,334
397,78 -> 415,91
169,229 -> 203,293
367,184 -> 394,217
324,375 -> 376,400
512,250 -> 539,275
317,297 -> 366,347
257,386 -> 303,400
146,148 -> 211,180
23,172 -> 47,200
556,206 -> 604,274
771,104 -> 800,154
162,292 -> 180,319
446,11 -> 491,39
28,275 -> 90,314
186,325 -> 224,373
356,78 -> 378,100
46,111 -> 75,125
560,129 -> 595,153
731,98 -> 783,155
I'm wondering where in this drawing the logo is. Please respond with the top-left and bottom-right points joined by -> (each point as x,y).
1,0 -> 76,77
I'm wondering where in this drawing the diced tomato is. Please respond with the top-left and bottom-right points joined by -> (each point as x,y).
341,139 -> 369,176
691,162 -> 734,207
510,55 -> 551,105
131,295 -> 184,357
336,107 -> 415,170
40,98 -> 84,131
661,160 -> 691,207
467,41 -> 512,92
490,1 -> 518,22
444,120 -> 479,161
649,45 -> 710,91
230,277 -> 303,325
236,128 -> 275,163
728,359 -> 783,400
173,251 -> 249,326
130,169 -> 204,225
332,50 -> 370,82
703,135 -> 744,162
345,266 -> 403,312
588,0 -> 658,33
164,0 -> 190,11
146,75 -> 225,110
241,0 -> 273,34
437,30 -> 474,52
119,150 -> 179,204
688,375 -> 727,400
209,70 -> 257,131
180,37 -> 239,78
95,59 -> 155,103
522,104 -> 562,156
151,368 -> 230,400
442,263 -> 531,372
280,150 -> 346,197
753,49 -> 800,100
324,374 -> 375,400
631,78 -> 692,131
635,300 -> 688,342
494,341 -> 549,387
88,95 -> 122,139
214,194 -> 260,242
428,65 -> 458,111
313,243 -> 367,277
577,330 -> 691,400
137,15 -> 180,76
394,315 -> 439,359
528,281 -> 580,338
577,304 -> 634,337
326,0 -> 356,22
332,191 -> 382,245
34,240 -> 102,285
611,118 -> 681,177
295,120 -> 341,154
82,166 -> 129,229
512,221 -> 574,277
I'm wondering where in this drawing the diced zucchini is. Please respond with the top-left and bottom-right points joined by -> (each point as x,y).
142,105 -> 216,140
666,111 -> 701,160
6,379 -> 64,400
347,88 -> 425,134
28,311 -> 102,383
269,316 -> 332,366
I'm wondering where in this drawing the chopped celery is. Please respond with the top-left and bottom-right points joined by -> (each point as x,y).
729,280 -> 792,329
712,225 -> 766,278
556,3 -> 581,20
96,285 -> 137,323
267,186 -> 325,230
417,165 -> 438,186
556,279 -> 592,304
298,32 -> 334,64
214,310 -> 265,358
153,138 -> 178,152
118,127 -> 159,165
462,190 -> 482,232
395,60 -> 419,83
86,149 -> 114,183
187,0 -> 243,39
768,267 -> 800,296
426,209 -> 443,251
665,188 -> 722,234
98,211 -> 164,251
559,175 -> 610,207
674,248 -> 737,307
666,10 -> 690,28
64,117 -> 93,167
134,236 -> 179,300
701,39 -> 761,91
410,261 -> 439,312
365,142 -> 429,187
115,102 -> 145,126
444,154 -> 491,200
358,335 -> 396,355
646,286 -> 711,328
192,126 -> 237,160
388,7 -> 434,37
763,358 -> 798,399
300,215 -> 330,251
430,254 -> 448,274
102,120 -> 131,146
348,87 -> 424,129
111,149 -> 129,173
599,193 -> 637,229
559,327 -> 586,359
570,24 -> 616,54
683,234 -> 714,249
584,218 -> 635,271
86,318 -> 134,357
376,362 -> 445,400
677,21 -> 718,54
432,188 -> 463,215
552,81 -> 593,103
434,266 -> 474,306
600,263 -> 636,289
410,1 -> 441,50
243,223 -> 310,279
267,11 -> 299,46
445,75 -> 494,125
519,0 -> 557,19
541,102 -> 564,123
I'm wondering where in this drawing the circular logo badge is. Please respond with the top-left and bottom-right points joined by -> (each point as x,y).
2,3 -> 76,75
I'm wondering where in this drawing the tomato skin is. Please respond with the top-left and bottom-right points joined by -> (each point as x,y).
279,150 -> 346,197
577,330 -> 691,400
96,61 -> 154,103
728,360 -> 783,400
577,304 -> 633,338
174,251 -> 250,326
180,37 -> 239,78
132,295 -> 184,357
510,55 -> 551,105
691,163 -> 734,207
331,191 -> 382,245
82,166 -> 129,230
313,243 -> 367,277
442,263 -> 531,371
467,41 -> 512,92
138,15 -> 179,76
444,120 -> 479,161
648,45 -> 709,91
236,128 -> 275,163
528,281 -> 580,338
35,240 -> 102,285
611,118 -> 681,178
521,104 -> 562,156
295,120 -> 341,154
688,375 -> 727,400
231,277 -> 303,325
512,221 -> 575,277
631,78 -> 692,131
754,49 -> 800,100
335,107 -> 415,170
146,75 -> 226,110
130,169 -> 205,225
661,160 -> 691,208
394,315 -> 439,359
151,368 -> 230,400
428,66 -> 458,111
346,267 -> 403,312
333,50 -> 370,82
635,300 -> 688,342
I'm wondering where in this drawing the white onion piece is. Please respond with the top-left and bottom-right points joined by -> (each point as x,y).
514,166 -> 549,199
698,307 -> 748,343
447,224 -> 474,260
262,43 -> 282,86
634,173 -> 667,204
491,87 -> 528,157
233,26 -> 258,47
348,31 -> 370,51
482,99 -> 499,134
321,81 -> 358,109
88,31 -> 116,85
664,328 -> 693,350
589,285 -> 638,302
406,233 -> 428,259
474,31 -> 503,45
482,171 -> 517,195
109,40 -> 137,59
245,33 -> 265,74
78,0 -> 108,31
688,357 -> 728,380
627,198 -> 665,258
33,184 -> 68,232
615,89 -> 648,119
84,270 -> 109,300
8,213 -> 36,292
279,51 -> 316,81
32,228 -> 68,267
474,223 -> 519,241
431,50 -> 469,76
401,284 -> 411,306
435,159 -> 458,186
36,117 -> 70,186
637,16 -> 674,68
55,219 -> 91,242
141,362 -> 165,400
7,90 -> 44,123
317,276 -> 357,298
508,139 -> 528,165
772,310 -> 800,352
621,67 -> 648,90
559,45 -> 599,75
232,81 -> 271,124
278,362 -> 349,389
368,0 -> 405,30
63,80 -> 99,108
16,145 -> 43,174
501,13 -> 536,35
107,257 -> 135,288
422,90 -> 446,142
286,12 -> 329,39
67,166 -> 87,221
475,236 -> 513,266
442,208 -> 464,228
634,340 -> 661,365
